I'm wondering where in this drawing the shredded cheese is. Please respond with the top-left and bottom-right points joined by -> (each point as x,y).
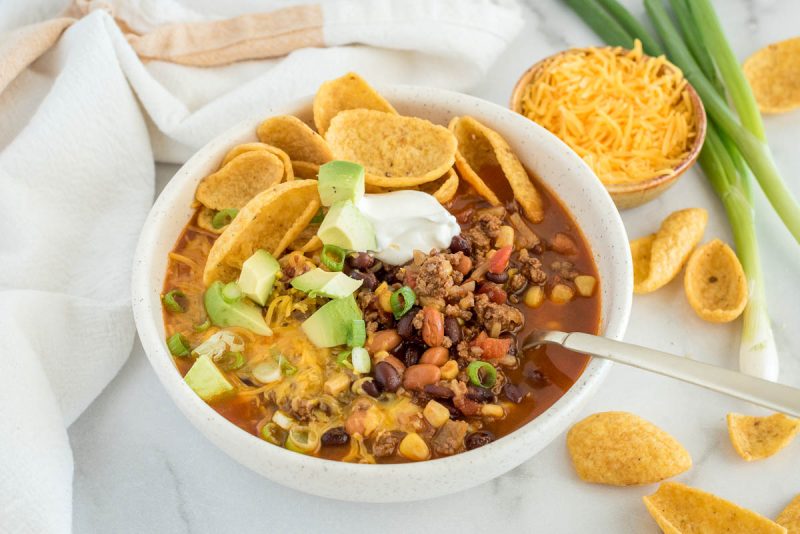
520,40 -> 697,185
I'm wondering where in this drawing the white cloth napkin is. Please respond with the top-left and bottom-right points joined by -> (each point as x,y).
0,1 -> 523,532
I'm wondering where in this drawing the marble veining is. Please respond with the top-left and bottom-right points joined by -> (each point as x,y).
71,0 -> 800,532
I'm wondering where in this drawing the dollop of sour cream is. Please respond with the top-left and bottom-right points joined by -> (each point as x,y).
357,190 -> 460,265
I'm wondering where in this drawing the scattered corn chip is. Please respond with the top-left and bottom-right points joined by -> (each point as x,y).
326,109 -> 456,187
632,208 -> 708,294
256,115 -> 333,164
203,180 -> 320,284
221,142 -> 294,182
643,482 -> 787,534
743,37 -> 800,114
292,160 -> 319,179
450,116 -> 543,222
196,150 -> 284,210
566,411 -> 691,486
313,72 -> 397,136
727,413 -> 800,461
195,206 -> 224,235
777,494 -> 800,534
430,168 -> 459,204
684,239 -> 747,322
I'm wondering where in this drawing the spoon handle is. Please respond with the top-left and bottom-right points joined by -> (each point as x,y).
534,331 -> 800,417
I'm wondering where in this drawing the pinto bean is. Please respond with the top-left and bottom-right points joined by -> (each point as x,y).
403,364 -> 441,391
367,329 -> 401,353
455,255 -> 472,275
420,346 -> 449,366
421,306 -> 444,347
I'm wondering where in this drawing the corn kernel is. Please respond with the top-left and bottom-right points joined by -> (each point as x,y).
495,225 -> 514,248
423,400 -> 450,428
323,373 -> 350,396
481,404 -> 505,418
440,360 -> 458,380
550,283 -> 575,304
398,432 -> 430,461
524,285 -> 545,308
574,275 -> 597,297
375,282 -> 393,312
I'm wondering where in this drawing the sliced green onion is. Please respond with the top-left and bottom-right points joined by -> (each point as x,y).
192,317 -> 211,332
216,351 -> 245,371
260,422 -> 284,445
278,354 -> 297,376
285,426 -> 320,455
320,244 -> 347,272
252,359 -> 281,384
467,361 -> 497,389
347,319 -> 366,348
310,208 -> 325,224
272,410 -> 295,430
162,290 -> 186,313
336,350 -> 353,369
390,286 -> 416,319
351,347 -> 371,374
167,333 -> 190,357
212,208 -> 238,229
221,282 -> 242,304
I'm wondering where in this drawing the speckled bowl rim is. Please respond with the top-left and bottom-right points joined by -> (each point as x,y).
132,85 -> 632,502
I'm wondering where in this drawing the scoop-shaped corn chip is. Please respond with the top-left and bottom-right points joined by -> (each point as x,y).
727,413 -> 800,462
326,109 -> 456,187
684,239 -> 747,323
743,37 -> 800,114
222,142 -> 294,182
643,482 -> 787,534
196,207 -> 224,235
292,161 -> 319,179
203,180 -> 320,284
632,208 -> 708,294
313,72 -> 397,136
429,168 -> 459,204
256,115 -> 333,165
566,412 -> 691,486
449,116 -> 543,222
196,150 -> 284,210
777,494 -> 800,534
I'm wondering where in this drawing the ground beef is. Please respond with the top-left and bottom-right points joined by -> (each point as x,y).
550,232 -> 578,256
507,273 -> 528,293
474,293 -> 524,334
357,290 -> 393,329
518,248 -> 547,285
464,210 -> 504,260
551,260 -> 579,281
373,430 -> 406,457
414,252 -> 466,302
431,420 -> 469,456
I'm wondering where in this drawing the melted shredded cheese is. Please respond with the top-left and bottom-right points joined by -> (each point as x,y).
520,40 -> 697,185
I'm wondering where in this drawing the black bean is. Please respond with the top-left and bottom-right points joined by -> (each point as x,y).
465,431 -> 495,450
396,341 -> 424,367
522,361 -> 549,387
466,384 -> 494,403
396,306 -> 420,339
348,269 -> 377,291
503,382 -> 527,404
485,271 -> 509,283
441,400 -> 464,420
531,244 -> 544,255
361,379 -> 381,398
423,384 -> 455,399
449,234 -> 471,255
500,332 -> 517,357
373,361 -> 401,393
443,316 -> 461,345
321,427 -> 350,446
347,252 -> 374,270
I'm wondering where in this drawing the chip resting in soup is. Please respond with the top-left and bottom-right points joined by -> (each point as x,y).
160,73 -> 601,463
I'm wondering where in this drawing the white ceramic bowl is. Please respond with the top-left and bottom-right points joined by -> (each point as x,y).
132,85 -> 632,502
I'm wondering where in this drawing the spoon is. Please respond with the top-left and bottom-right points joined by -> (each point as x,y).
523,330 -> 800,418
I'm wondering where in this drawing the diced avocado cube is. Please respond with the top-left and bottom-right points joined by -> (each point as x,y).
238,249 -> 280,306
204,281 -> 271,336
318,161 -> 365,206
184,355 -> 234,402
291,268 -> 363,298
301,294 -> 362,348
317,200 -> 376,251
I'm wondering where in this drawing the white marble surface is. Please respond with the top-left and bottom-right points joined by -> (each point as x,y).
71,1 -> 800,532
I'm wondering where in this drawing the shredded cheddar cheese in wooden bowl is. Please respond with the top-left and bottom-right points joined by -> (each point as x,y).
511,40 -> 706,209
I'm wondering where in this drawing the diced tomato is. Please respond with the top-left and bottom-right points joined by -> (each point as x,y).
404,270 -> 417,289
472,331 -> 512,360
477,282 -> 507,304
488,245 -> 512,274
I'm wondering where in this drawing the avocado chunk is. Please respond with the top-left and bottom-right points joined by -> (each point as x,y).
318,161 -> 365,206
317,200 -> 376,251
291,268 -> 363,298
204,281 -> 272,336
184,355 -> 234,402
301,294 -> 362,347
238,249 -> 280,306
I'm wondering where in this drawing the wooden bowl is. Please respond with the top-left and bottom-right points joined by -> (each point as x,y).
510,47 -> 707,209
